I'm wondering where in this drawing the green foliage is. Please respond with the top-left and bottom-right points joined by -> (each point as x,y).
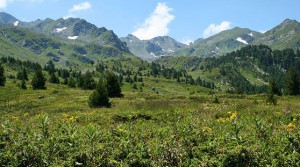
105,71 -> 122,97
44,60 -> 55,75
285,67 -> 300,95
16,68 -> 28,81
88,78 -> 110,108
31,69 -> 46,89
68,77 -> 76,88
20,79 -> 27,89
0,63 -> 5,86
81,71 -> 96,90
48,73 -> 60,84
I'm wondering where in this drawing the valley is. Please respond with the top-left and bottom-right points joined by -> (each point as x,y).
0,11 -> 299,166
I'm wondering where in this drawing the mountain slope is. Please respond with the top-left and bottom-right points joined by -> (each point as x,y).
120,34 -> 187,61
0,12 -> 18,25
173,27 -> 262,57
254,19 -> 300,50
0,24 -> 140,68
0,12 -> 129,53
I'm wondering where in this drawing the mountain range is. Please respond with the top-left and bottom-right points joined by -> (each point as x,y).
0,12 -> 299,64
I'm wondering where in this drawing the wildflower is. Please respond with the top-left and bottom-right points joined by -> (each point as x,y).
202,127 -> 212,132
216,117 -> 227,123
286,121 -> 296,132
229,112 -> 238,121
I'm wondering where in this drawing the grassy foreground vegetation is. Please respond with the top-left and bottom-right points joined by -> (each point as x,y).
0,78 -> 300,166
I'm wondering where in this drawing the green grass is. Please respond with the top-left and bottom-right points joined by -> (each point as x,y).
0,77 -> 300,166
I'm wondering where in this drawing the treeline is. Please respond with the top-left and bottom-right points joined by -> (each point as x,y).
202,45 -> 300,94
150,62 -> 215,89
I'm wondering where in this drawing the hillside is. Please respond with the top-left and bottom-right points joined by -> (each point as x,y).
173,27 -> 262,57
254,19 -> 300,50
172,19 -> 300,58
120,34 -> 187,61
156,45 -> 300,93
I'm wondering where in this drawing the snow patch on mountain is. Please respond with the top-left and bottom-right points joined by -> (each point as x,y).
150,52 -> 158,57
68,36 -> 78,40
236,37 -> 248,45
56,27 -> 67,33
248,32 -> 253,37
13,21 -> 19,26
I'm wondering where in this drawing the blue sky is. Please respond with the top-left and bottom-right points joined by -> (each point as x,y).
1,0 -> 299,43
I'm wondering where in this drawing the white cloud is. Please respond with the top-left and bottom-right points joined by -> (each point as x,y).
203,21 -> 231,38
259,30 -> 267,33
69,2 -> 91,13
181,38 -> 194,45
0,0 -> 14,8
132,2 -> 175,40
0,0 -> 44,9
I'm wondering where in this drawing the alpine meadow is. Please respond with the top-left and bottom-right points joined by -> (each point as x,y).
0,1 -> 300,166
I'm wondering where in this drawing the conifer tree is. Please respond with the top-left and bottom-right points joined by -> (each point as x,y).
31,69 -> 46,89
20,79 -> 27,89
0,64 -> 5,86
105,71 -> 122,97
49,73 -> 60,84
88,78 -> 110,108
22,68 -> 28,80
82,71 -> 96,90
68,77 -> 76,88
285,67 -> 300,95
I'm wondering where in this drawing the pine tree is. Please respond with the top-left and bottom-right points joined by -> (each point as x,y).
266,78 -> 277,105
31,69 -> 46,89
88,78 -> 110,108
20,79 -> 27,89
0,64 -> 5,86
49,73 -> 60,84
268,78 -> 281,95
22,68 -> 28,80
45,60 -> 55,74
105,71 -> 122,97
68,77 -> 76,88
285,67 -> 300,95
82,71 -> 96,90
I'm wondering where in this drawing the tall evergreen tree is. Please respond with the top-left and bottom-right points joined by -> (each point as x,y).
49,73 -> 60,84
268,78 -> 281,95
285,67 -> 300,95
22,68 -> 28,81
0,64 -> 5,86
88,78 -> 110,108
82,70 -> 96,90
31,69 -> 46,89
68,77 -> 76,88
45,60 -> 55,74
20,79 -> 27,89
105,71 -> 122,97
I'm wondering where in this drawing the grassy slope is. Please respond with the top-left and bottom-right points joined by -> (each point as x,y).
0,74 -> 299,165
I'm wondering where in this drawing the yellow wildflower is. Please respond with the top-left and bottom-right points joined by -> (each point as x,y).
202,127 -> 212,132
286,122 -> 296,132
229,112 -> 238,121
217,117 -> 227,123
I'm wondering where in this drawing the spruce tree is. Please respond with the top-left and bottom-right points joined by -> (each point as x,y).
285,67 -> 300,95
105,71 -> 122,97
68,77 -> 76,88
0,64 -> 5,86
20,79 -> 27,89
82,71 -> 95,90
31,69 -> 46,89
22,68 -> 28,80
49,73 -> 60,84
88,78 -> 110,108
